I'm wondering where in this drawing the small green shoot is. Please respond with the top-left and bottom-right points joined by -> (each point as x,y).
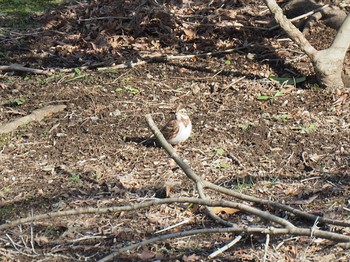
64,69 -> 88,83
36,75 -> 56,85
225,60 -> 231,65
241,123 -> 252,131
297,123 -> 317,133
213,160 -> 229,170
125,84 -> 140,95
115,78 -> 140,95
272,114 -> 290,121
269,76 -> 306,85
2,187 -> 11,193
257,95 -> 271,101
174,87 -> 184,93
215,147 -> 225,156
6,98 -> 25,106
236,176 -> 255,191
70,173 -> 80,184
311,84 -> 322,91
74,68 -> 81,75
0,51 -> 11,58
218,161 -> 228,170
257,90 -> 285,101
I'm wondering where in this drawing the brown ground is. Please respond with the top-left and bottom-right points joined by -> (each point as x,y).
1,0 -> 350,261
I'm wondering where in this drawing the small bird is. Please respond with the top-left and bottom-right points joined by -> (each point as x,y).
160,105 -> 192,145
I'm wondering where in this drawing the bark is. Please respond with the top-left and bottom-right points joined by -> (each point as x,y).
265,0 -> 350,89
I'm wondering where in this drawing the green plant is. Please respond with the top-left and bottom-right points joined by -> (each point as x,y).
240,123 -> 253,131
63,69 -> 88,83
6,98 -> 25,106
235,176 -> 255,191
272,114 -> 290,121
311,84 -> 322,91
70,173 -> 80,183
297,123 -> 317,133
115,84 -> 140,95
174,87 -> 184,93
269,76 -> 306,85
0,51 -> 11,58
217,161 -> 228,170
257,90 -> 284,101
125,84 -> 140,95
2,187 -> 11,193
36,75 -> 56,85
214,147 -> 225,156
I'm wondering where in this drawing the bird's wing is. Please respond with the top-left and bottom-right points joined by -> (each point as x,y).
161,120 -> 179,140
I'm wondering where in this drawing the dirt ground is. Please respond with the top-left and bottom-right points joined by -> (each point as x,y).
1,0 -> 350,261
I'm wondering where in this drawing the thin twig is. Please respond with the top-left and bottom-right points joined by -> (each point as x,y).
262,234 -> 270,262
208,234 -> 242,259
155,218 -> 191,234
78,16 -> 131,22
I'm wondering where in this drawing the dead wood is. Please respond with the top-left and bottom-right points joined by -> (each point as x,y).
265,0 -> 350,89
98,225 -> 350,262
0,105 -> 66,134
0,64 -> 54,76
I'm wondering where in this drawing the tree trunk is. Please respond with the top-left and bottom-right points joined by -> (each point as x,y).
265,0 -> 350,89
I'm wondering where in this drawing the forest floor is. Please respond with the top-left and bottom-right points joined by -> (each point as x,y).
1,0 -> 350,261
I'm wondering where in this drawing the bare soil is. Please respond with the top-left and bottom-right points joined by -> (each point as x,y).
1,0 -> 350,261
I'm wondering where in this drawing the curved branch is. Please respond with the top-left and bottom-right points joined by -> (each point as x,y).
330,13 -> 350,52
205,182 -> 350,228
0,197 -> 292,231
145,113 -> 232,226
98,225 -> 350,262
145,114 -> 350,228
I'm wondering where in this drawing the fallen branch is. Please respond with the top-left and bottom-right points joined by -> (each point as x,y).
0,198 -> 292,231
145,113 -> 234,227
0,64 -> 53,76
59,45 -> 252,73
0,105 -> 66,134
206,182 -> 350,227
145,114 -> 350,228
98,225 -> 350,262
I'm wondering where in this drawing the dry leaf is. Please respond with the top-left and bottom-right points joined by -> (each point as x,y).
183,254 -> 200,262
138,250 -> 155,261
211,207 -> 240,215
183,28 -> 196,40
34,236 -> 49,245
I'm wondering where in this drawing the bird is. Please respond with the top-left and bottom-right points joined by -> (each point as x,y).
161,105 -> 192,145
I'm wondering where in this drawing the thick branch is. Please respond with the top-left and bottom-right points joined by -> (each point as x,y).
98,226 -> 350,262
0,105 -> 67,134
330,13 -> 350,56
145,113 -> 232,226
0,63 -> 53,76
0,197 -> 292,231
264,0 -> 317,58
145,114 -> 350,228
